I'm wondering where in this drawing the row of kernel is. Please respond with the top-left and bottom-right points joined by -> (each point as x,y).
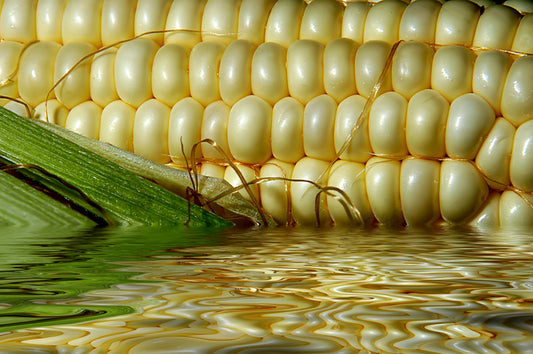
1,0 -> 531,53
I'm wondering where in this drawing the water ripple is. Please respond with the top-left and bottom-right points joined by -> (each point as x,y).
1,227 -> 533,353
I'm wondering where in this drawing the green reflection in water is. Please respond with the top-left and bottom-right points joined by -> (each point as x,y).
0,225 -> 226,331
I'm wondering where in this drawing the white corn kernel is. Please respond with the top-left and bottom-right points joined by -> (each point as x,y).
101,0 -> 136,46
19,41 -> 61,107
62,0 -> 103,47
475,117 -> 515,189
224,164 -> 259,202
341,1 -> 370,44
472,4 -> 520,50
164,0 -> 206,47
33,99 -> 69,127
0,0 -> 37,43
300,0 -> 343,45
500,56 -> 533,126
406,89 -> 448,158
291,157 -> 330,224
251,42 -> 288,105
500,191 -> 533,228
36,0 -> 67,43
152,43 -> 190,107
200,162 -> 225,179
134,0 -> 171,45
365,157 -> 404,225
355,41 -> 393,98
271,97 -> 304,163
324,38 -> 358,103
364,0 -> 407,44
400,157 -> 440,226
90,47 -> 119,107
512,13 -> 533,54
65,101 -> 101,140
335,95 -> 371,163
510,119 -> 533,192
435,0 -> 480,46
469,192 -> 501,229
189,41 -> 225,106
201,100 -> 231,160
237,0 -> 276,45
472,50 -> 513,115
219,40 -> 254,106
303,94 -> 337,161
3,100 -> 29,118
227,95 -> 272,164
504,0 -> 533,14
0,41 -> 23,106
287,40 -> 324,104
99,100 -> 135,151
445,93 -> 495,160
342,1 -> 372,43
115,38 -> 159,107
54,42 -> 95,109
259,158 -> 294,224
201,0 -> 241,44
370,91 -> 408,158
440,160 -> 488,224
264,0 -> 306,47
133,98 -> 170,164
392,41 -> 434,99
328,160 -> 373,225
168,97 -> 204,164
431,45 -> 475,102
398,0 -> 441,43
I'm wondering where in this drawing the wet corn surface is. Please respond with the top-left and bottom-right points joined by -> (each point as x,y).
0,225 -> 532,353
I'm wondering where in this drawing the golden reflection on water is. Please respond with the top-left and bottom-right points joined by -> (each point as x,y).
1,227 -> 533,353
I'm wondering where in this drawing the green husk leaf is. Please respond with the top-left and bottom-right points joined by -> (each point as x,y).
0,107 -> 232,227
31,114 -> 274,227
0,170 -> 96,226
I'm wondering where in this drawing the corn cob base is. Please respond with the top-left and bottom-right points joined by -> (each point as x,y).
1,0 -> 532,227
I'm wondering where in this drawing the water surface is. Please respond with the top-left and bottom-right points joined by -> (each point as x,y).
0,225 -> 532,353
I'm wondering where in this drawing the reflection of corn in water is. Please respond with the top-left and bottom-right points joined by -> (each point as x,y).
1,230 -> 533,353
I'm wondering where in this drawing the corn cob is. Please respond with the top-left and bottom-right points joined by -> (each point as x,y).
0,0 -> 532,228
